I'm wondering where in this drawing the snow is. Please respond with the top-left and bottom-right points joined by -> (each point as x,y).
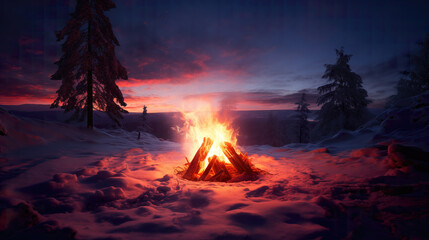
1,105 -> 429,240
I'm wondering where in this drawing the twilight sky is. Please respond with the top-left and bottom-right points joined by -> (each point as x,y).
1,0 -> 429,112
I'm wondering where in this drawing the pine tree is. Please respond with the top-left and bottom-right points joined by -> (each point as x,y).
316,48 -> 371,137
295,93 -> 310,143
140,105 -> 150,132
51,0 -> 128,128
142,105 -> 148,122
389,34 -> 429,105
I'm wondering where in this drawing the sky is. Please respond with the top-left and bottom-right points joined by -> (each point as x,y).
1,0 -> 429,112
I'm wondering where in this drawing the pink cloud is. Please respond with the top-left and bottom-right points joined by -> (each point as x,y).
117,71 -> 208,87
0,95 -> 53,106
183,90 -> 319,111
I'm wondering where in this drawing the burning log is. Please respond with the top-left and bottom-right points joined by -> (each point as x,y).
220,162 -> 232,180
208,170 -> 224,181
183,137 -> 214,180
199,155 -> 218,181
240,153 -> 249,166
180,137 -> 261,182
221,141 -> 253,174
213,158 -> 221,173
210,158 -> 229,181
214,160 -> 231,182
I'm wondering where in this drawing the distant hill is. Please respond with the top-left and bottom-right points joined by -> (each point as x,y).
0,107 -> 314,146
0,105 -> 383,146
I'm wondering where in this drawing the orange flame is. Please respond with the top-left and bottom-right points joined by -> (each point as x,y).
181,108 -> 238,171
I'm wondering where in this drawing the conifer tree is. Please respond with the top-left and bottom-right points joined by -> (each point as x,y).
51,0 -> 128,128
316,48 -> 371,137
142,105 -> 148,122
295,93 -> 310,143
139,105 -> 150,132
389,34 -> 429,104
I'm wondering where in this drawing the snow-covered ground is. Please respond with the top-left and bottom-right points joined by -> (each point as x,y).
1,103 -> 429,240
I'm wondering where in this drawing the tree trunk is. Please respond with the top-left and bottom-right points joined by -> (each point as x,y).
87,69 -> 93,129
87,20 -> 93,129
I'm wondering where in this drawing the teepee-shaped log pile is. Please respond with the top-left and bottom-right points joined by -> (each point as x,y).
181,137 -> 259,182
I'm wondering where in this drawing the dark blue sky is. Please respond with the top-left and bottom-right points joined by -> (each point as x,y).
1,0 -> 429,112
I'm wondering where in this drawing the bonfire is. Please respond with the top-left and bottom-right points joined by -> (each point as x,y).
177,110 -> 262,182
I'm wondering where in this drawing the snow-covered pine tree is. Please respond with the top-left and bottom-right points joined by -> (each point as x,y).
389,34 -> 429,105
51,0 -> 128,128
142,105 -> 148,122
295,93 -> 310,143
315,48 -> 371,137
139,105 -> 150,132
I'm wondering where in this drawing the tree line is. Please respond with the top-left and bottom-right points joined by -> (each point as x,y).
50,0 -> 429,144
296,35 -> 429,143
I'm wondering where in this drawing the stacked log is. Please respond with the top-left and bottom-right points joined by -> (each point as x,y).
221,141 -> 253,174
182,138 -> 257,182
199,155 -> 218,181
216,160 -> 232,181
208,170 -> 225,181
182,137 -> 213,180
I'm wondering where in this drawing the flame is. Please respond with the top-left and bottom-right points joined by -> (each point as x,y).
181,108 -> 238,172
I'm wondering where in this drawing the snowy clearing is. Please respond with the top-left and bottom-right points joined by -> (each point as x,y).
1,108 -> 429,240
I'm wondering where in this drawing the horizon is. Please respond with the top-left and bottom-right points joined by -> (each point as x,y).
1,103 -> 389,114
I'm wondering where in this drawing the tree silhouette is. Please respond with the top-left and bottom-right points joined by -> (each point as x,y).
389,34 -> 429,105
51,0 -> 128,128
138,105 -> 150,133
142,105 -> 148,122
315,48 -> 371,137
295,93 -> 310,143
